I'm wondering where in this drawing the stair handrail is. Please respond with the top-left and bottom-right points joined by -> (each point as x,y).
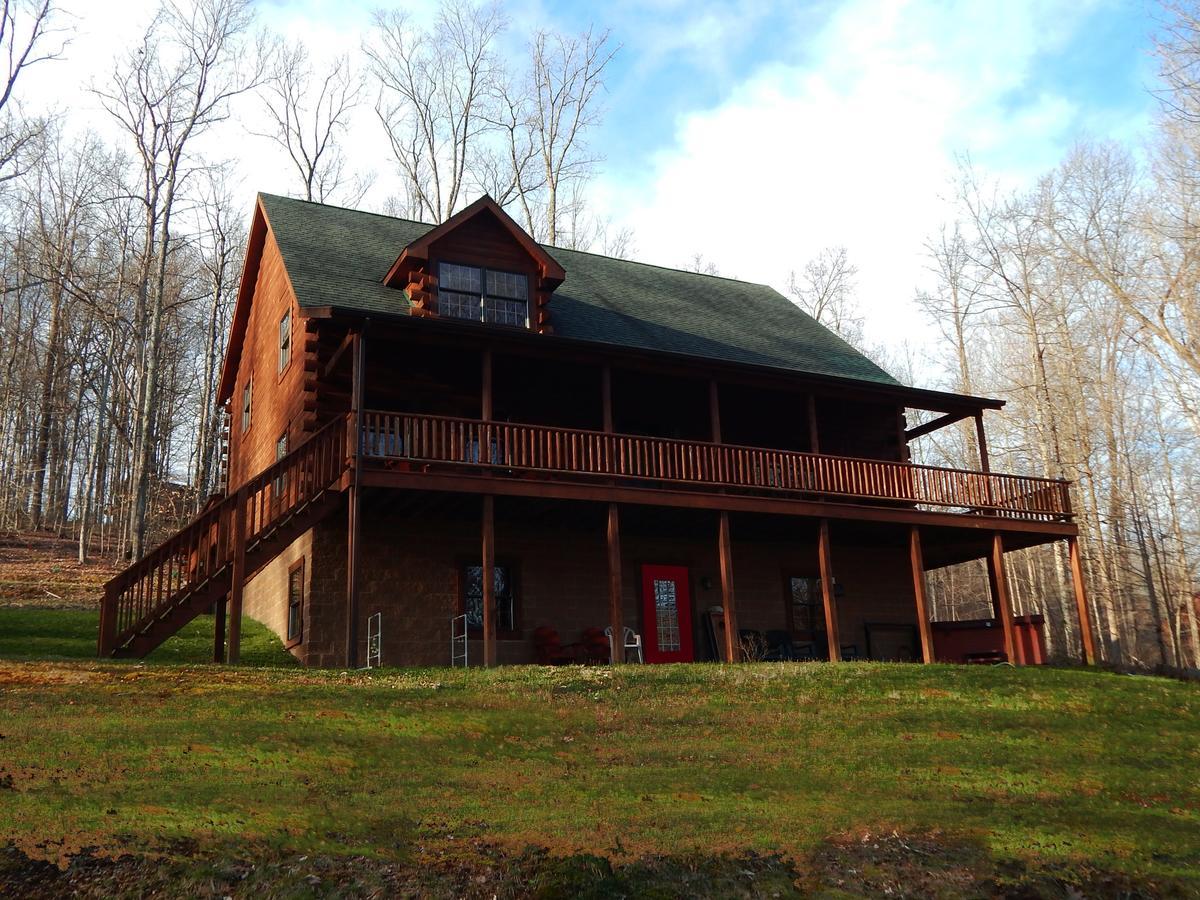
99,414 -> 351,656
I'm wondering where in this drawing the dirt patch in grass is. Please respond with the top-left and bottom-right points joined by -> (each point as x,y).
1,834 -> 1190,899
0,533 -> 118,610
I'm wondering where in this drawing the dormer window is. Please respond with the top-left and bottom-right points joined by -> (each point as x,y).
438,262 -> 529,328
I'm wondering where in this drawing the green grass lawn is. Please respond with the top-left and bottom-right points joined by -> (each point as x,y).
0,608 -> 297,667
0,610 -> 1197,896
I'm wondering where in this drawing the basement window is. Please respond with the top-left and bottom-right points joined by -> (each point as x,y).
461,563 -> 517,634
278,308 -> 292,372
287,558 -> 304,645
438,262 -> 529,328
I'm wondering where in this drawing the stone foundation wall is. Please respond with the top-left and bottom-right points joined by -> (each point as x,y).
274,502 -> 920,668
241,528 -> 312,659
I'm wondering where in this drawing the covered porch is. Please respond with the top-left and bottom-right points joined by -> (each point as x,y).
318,490 -> 1094,669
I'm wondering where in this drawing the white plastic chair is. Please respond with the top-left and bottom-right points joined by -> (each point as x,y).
605,625 -> 643,663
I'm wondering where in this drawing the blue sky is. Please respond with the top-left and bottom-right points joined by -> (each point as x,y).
32,0 -> 1168,376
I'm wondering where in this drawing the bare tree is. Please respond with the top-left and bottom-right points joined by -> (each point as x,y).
189,169 -> 242,505
365,0 -> 504,223
1154,0 -> 1200,122
786,246 -> 864,345
686,252 -> 720,276
524,27 -> 616,245
257,40 -> 368,204
0,0 -> 68,181
94,0 -> 266,558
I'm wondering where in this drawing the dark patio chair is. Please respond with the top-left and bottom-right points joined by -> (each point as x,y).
578,627 -> 611,664
533,626 -> 576,665
791,641 -> 818,661
764,629 -> 797,661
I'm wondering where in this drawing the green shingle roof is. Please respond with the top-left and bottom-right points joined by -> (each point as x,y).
259,193 -> 900,387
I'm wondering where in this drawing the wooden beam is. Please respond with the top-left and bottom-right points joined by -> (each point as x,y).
817,519 -> 840,662
1068,536 -> 1097,665
321,329 -> 355,378
345,332 -> 365,668
607,503 -> 623,663
228,489 -> 247,665
213,597 -> 226,664
975,412 -> 991,472
482,494 -> 496,667
905,410 -> 972,442
908,526 -> 934,664
807,395 -> 820,454
359,468 -> 1079,538
718,511 -> 739,662
989,532 -> 1018,664
709,379 -> 722,443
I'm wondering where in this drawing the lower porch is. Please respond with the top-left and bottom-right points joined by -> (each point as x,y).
238,491 -> 1091,669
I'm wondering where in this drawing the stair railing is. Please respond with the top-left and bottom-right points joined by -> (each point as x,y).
99,414 -> 351,657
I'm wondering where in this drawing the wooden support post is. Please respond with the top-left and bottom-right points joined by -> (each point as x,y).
908,526 -> 934,663
482,494 -> 496,667
807,395 -> 820,453
896,408 -> 911,463
98,586 -> 117,657
607,503 -> 623,663
1067,536 -> 1097,665
345,331 -> 365,669
709,379 -> 722,443
213,597 -> 226,663
718,511 -> 739,662
481,348 -> 493,421
989,532 -> 1018,665
974,412 -> 990,472
601,364 -> 614,433
228,488 -> 247,665
817,519 -> 840,661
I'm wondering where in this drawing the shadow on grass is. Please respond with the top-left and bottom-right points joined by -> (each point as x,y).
0,608 -> 297,667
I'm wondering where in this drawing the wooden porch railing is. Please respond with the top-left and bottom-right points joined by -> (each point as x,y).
360,411 -> 1072,522
98,415 -> 350,657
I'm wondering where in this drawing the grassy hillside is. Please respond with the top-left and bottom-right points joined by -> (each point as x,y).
0,655 -> 1197,897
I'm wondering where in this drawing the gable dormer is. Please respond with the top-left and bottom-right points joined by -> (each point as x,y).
383,196 -> 566,334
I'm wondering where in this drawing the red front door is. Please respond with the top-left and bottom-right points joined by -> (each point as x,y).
641,564 -> 694,663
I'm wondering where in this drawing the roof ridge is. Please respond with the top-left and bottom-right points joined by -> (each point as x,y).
258,192 -> 438,228
258,191 -> 771,290
546,243 -> 770,289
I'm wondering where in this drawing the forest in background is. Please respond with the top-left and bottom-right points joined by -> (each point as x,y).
0,0 -> 1197,670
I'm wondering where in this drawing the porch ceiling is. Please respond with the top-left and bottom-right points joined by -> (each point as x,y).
360,487 -> 1065,570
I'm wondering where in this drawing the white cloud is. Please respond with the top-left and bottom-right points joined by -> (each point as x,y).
594,0 -> 1130,366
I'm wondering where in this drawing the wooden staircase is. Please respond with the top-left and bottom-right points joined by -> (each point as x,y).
99,415 -> 351,659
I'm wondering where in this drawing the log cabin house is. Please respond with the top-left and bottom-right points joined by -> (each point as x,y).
98,194 -> 1097,668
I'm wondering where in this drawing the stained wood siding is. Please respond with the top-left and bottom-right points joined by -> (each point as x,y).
227,230 -> 306,489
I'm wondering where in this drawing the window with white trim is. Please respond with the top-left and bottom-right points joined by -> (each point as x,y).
438,262 -> 529,327
241,378 -> 252,432
278,308 -> 292,372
